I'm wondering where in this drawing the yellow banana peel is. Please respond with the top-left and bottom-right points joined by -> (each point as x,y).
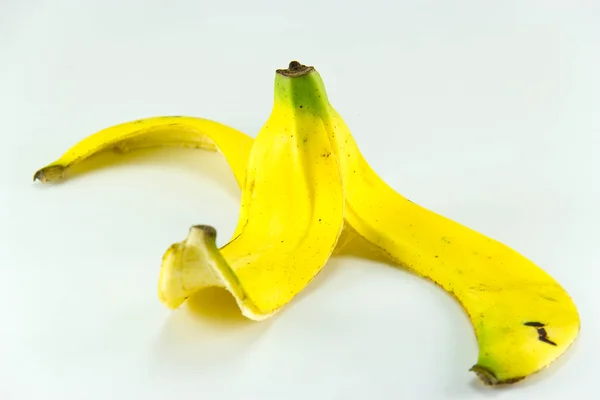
34,61 -> 579,385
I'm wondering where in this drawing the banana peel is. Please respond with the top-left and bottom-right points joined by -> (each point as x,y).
34,61 -> 579,385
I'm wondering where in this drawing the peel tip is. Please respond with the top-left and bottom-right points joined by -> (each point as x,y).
470,364 -> 498,386
469,364 -> 526,386
276,61 -> 315,78
190,224 -> 218,240
33,165 -> 65,183
33,169 -> 46,182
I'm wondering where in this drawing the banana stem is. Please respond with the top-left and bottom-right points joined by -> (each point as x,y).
276,61 -> 315,78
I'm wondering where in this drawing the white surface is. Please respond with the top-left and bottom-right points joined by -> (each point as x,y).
1,1 -> 598,399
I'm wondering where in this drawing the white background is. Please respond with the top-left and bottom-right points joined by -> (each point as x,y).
1,0 -> 598,399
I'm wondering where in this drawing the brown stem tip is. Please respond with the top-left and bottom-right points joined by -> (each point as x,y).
276,61 -> 315,77
190,225 -> 218,240
33,165 -> 65,183
470,364 -> 525,386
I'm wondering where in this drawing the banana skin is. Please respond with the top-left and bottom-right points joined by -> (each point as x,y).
161,72 -> 345,319
34,61 -> 579,385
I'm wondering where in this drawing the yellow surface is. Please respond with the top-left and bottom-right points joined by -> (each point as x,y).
34,63 -> 579,384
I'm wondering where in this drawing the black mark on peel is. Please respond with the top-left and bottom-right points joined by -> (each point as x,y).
524,322 -> 557,346
524,321 -> 544,328
539,337 -> 558,346
541,294 -> 557,302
